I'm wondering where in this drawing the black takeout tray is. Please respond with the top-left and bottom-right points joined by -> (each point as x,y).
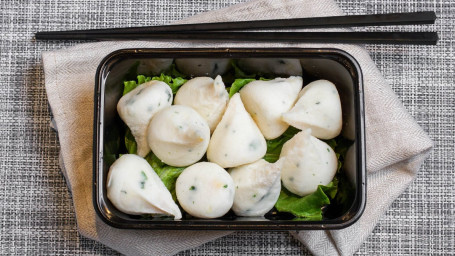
93,48 -> 366,230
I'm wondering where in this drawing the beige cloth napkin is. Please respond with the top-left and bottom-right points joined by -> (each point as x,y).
42,0 -> 433,255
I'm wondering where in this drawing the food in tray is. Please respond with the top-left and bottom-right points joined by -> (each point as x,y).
280,129 -> 338,196
229,159 -> 282,216
282,79 -> 342,140
117,80 -> 173,157
106,154 -> 182,219
174,75 -> 229,132
176,162 -> 235,218
147,105 -> 210,167
239,76 -> 303,139
106,59 -> 354,220
207,93 -> 267,168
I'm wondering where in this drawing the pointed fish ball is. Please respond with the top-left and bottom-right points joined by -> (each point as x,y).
283,79 -> 342,139
207,93 -> 267,168
176,162 -> 235,218
174,75 -> 229,132
107,154 -> 182,219
147,105 -> 210,167
229,159 -> 283,216
175,58 -> 231,77
238,58 -> 302,76
240,76 -> 303,139
117,81 -> 173,157
280,129 -> 337,196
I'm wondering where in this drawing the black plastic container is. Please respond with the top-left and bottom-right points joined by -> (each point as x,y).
93,48 -> 366,230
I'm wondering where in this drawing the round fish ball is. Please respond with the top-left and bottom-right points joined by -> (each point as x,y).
230,159 -> 282,216
280,129 -> 338,196
147,105 -> 210,167
176,162 -> 235,218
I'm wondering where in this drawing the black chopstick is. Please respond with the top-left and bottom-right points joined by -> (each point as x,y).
35,31 -> 438,45
35,12 -> 438,45
35,11 -> 436,37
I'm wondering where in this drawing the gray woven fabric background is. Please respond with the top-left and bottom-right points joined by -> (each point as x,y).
0,0 -> 453,255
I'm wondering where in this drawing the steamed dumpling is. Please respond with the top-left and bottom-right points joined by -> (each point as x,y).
176,162 -> 235,218
175,58 -> 231,77
280,129 -> 337,196
107,154 -> 182,219
282,79 -> 342,139
117,80 -> 173,156
240,76 -> 303,139
207,93 -> 267,168
229,159 -> 282,216
238,58 -> 302,76
147,105 -> 210,167
174,75 -> 229,132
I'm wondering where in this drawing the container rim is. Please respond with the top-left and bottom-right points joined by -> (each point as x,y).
93,47 -> 366,230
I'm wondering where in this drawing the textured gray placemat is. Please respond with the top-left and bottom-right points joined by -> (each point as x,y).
0,0 -> 453,255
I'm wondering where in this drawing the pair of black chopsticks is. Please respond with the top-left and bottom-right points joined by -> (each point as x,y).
35,11 -> 438,45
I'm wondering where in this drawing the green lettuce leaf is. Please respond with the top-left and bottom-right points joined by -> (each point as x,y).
123,75 -> 152,95
143,151 -> 165,172
166,63 -> 186,78
263,127 -> 300,163
144,152 -> 185,201
170,77 -> 187,93
321,177 -> 339,199
323,135 -> 353,172
275,179 -> 338,220
123,73 -> 187,96
229,77 -> 271,98
123,80 -> 138,95
103,124 -> 121,166
124,128 -> 137,154
332,173 -> 356,215
228,78 -> 255,97
158,167 -> 185,201
227,77 -> 274,98
137,75 -> 151,84
152,73 -> 172,85
151,73 -> 187,94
